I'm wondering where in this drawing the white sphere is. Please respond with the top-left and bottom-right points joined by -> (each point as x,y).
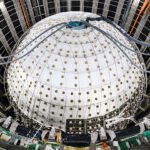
7,12 -> 145,131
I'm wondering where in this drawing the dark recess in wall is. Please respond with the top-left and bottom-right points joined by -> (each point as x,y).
48,0 -> 55,16
60,0 -> 68,12
107,0 -> 119,21
84,0 -> 93,12
71,1 -> 80,11
129,0 -> 144,35
97,0 -> 105,15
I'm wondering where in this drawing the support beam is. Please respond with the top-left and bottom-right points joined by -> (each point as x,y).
43,0 -> 49,17
0,2 -> 18,42
67,0 -> 71,11
141,33 -> 150,52
36,0 -> 42,20
124,0 -> 140,32
92,0 -> 99,14
80,0 -> 84,12
148,76 -> 150,85
5,106 -> 12,112
31,0 -> 40,20
146,57 -> 150,70
141,43 -> 149,78
121,0 -> 133,28
146,49 -> 150,70
134,13 -> 150,38
102,0 -> 111,17
0,30 -> 11,53
55,0 -> 60,13
25,0 -> 36,24
0,74 -> 4,84
114,0 -> 125,24
0,112 -> 6,118
12,0 -> 27,32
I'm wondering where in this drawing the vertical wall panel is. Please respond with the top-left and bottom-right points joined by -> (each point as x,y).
118,0 -> 129,25
80,0 -> 84,11
92,0 -> 99,14
102,0 -> 111,17
134,14 -> 150,39
141,34 -> 150,52
12,0 -> 27,32
67,0 -> 71,11
0,10 -> 16,49
55,0 -> 60,13
47,0 -> 55,15
128,0 -> 144,35
25,0 -> 36,24
4,0 -> 24,37
0,41 -> 7,56
97,0 -> 105,15
114,0 -> 125,23
1,0 -> 18,41
0,30 -> 11,53
107,0 -> 119,21
138,17 -> 150,42
124,0 -> 140,32
43,0 -> 49,17
31,0 -> 41,22
30,0 -> 45,22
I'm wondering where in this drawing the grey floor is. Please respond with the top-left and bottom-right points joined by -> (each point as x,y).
129,143 -> 150,150
0,141 -> 150,150
0,140 -> 27,150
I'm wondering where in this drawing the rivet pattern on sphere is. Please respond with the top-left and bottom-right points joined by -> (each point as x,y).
7,12 -> 145,131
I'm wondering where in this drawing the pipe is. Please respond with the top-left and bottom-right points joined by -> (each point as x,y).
19,0 -> 30,29
0,24 -> 67,65
130,0 -> 150,34
144,2 -> 150,14
86,16 -> 150,47
87,22 -> 150,73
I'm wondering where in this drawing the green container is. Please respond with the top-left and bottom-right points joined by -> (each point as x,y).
119,142 -> 128,150
27,144 -> 36,150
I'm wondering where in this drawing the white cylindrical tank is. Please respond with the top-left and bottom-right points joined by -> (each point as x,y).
7,12 -> 145,132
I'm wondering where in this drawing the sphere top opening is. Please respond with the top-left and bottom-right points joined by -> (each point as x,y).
67,21 -> 87,30
7,12 -> 145,133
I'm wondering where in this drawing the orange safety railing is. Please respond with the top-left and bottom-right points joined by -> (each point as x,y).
130,0 -> 150,34
19,0 -> 30,29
